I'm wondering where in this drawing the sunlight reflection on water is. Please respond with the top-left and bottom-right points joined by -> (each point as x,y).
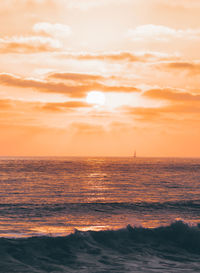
0,157 -> 200,237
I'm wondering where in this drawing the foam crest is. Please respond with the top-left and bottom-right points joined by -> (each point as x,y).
0,221 -> 199,272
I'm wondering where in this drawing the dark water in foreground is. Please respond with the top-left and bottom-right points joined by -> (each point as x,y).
0,157 -> 200,272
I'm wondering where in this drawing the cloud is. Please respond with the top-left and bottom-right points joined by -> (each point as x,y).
69,122 -> 105,134
48,72 -> 104,82
143,88 -> 200,102
41,101 -> 90,112
122,104 -> 200,122
58,51 -> 141,62
165,62 -> 200,74
123,106 -> 161,119
33,22 -> 71,39
0,36 -> 62,54
0,73 -> 139,97
0,73 -> 88,97
127,25 -> 200,42
57,51 -> 178,63
0,95 -> 90,114
120,85 -> 200,121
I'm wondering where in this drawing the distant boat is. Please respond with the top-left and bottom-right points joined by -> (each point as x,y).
134,150 -> 136,158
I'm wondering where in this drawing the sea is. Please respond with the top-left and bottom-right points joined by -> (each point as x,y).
0,157 -> 200,272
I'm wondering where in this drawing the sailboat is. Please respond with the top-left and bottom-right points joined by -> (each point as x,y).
134,150 -> 136,158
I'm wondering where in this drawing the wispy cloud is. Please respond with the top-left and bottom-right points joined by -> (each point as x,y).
143,88 -> 200,102
127,25 -> 200,42
40,101 -> 90,112
0,96 -> 91,115
48,72 -> 104,82
69,122 -> 105,134
0,36 -> 62,54
0,72 -> 139,97
33,22 -> 71,39
122,104 -> 200,122
57,51 -> 179,63
0,73 -> 88,97
164,62 -> 200,75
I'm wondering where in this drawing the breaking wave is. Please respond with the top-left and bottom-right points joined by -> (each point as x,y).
0,221 -> 200,272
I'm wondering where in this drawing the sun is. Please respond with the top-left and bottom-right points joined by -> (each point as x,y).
86,91 -> 106,106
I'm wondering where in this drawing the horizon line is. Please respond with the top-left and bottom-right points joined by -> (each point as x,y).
0,155 -> 200,159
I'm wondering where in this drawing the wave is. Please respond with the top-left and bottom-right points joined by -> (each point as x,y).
0,221 -> 200,272
1,200 -> 200,216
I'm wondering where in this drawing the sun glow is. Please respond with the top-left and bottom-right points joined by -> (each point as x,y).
86,91 -> 106,106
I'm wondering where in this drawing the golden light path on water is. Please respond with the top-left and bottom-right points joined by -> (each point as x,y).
0,157 -> 200,238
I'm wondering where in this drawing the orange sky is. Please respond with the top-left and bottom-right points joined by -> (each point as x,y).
0,0 -> 200,157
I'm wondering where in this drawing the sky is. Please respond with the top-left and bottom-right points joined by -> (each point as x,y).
0,0 -> 200,157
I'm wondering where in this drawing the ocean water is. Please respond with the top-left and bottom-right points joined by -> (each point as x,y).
0,157 -> 200,272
